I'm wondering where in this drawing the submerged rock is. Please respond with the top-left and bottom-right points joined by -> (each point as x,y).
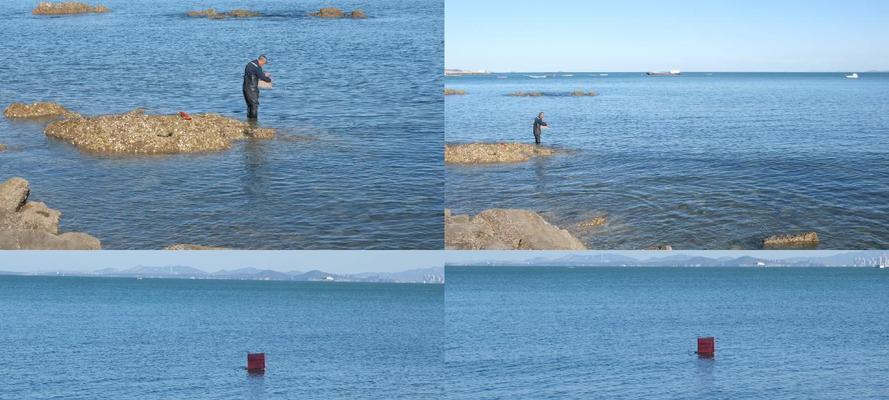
165,244 -> 230,250
0,177 -> 101,249
311,7 -> 367,18
44,108 -> 275,154
568,90 -> 599,97
444,88 -> 467,96
445,143 -> 555,164
0,144 -> 6,152
186,8 -> 260,19
4,102 -> 78,119
577,215 -> 607,228
445,208 -> 586,250
762,232 -> 819,249
32,2 -> 109,15
507,91 -> 545,97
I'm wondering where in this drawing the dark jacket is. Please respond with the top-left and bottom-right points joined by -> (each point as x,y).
243,60 -> 271,100
533,116 -> 548,136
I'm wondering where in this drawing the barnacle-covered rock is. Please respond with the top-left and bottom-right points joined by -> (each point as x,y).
4,102 -> 79,119
32,2 -> 109,15
445,143 -> 555,164
44,108 -> 275,154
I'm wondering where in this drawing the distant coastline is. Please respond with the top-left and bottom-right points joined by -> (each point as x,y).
0,266 -> 445,284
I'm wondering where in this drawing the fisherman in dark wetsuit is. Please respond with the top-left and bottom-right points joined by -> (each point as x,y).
533,112 -> 548,144
243,55 -> 272,120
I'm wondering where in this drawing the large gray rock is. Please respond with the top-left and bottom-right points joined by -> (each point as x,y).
0,177 -> 101,249
446,208 -> 586,250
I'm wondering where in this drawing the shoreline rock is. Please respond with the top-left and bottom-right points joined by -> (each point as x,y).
0,177 -> 101,249
186,8 -> 261,19
445,143 -> 555,164
33,2 -> 109,15
762,232 -> 819,249
311,7 -> 367,19
165,244 -> 231,250
44,108 -> 275,154
446,208 -> 586,250
4,102 -> 79,120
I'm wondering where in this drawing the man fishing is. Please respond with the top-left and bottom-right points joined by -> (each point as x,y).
533,112 -> 548,145
243,55 -> 272,120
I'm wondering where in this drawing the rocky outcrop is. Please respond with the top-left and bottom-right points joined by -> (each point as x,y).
445,208 -> 586,250
4,102 -> 78,119
444,88 -> 467,95
165,244 -> 230,250
32,2 -> 109,15
186,8 -> 260,19
507,91 -> 598,97
445,143 -> 555,164
0,177 -> 101,249
44,108 -> 275,154
311,7 -> 367,19
762,232 -> 819,249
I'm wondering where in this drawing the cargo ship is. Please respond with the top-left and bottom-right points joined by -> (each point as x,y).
646,69 -> 681,76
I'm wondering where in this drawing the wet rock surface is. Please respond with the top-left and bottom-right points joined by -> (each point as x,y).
507,91 -> 598,97
32,2 -> 109,15
445,208 -> 586,250
44,108 -> 275,154
4,102 -> 78,119
165,244 -> 230,250
445,143 -> 555,164
762,232 -> 819,249
0,177 -> 101,249
186,8 -> 261,19
444,88 -> 467,95
311,7 -> 368,19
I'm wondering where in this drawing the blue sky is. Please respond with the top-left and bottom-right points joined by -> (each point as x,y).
446,0 -> 889,72
0,251 -> 442,274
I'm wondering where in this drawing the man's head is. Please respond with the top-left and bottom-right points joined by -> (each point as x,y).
538,112 -> 545,119
258,55 -> 267,67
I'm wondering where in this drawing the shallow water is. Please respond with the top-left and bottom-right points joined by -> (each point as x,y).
446,267 -> 889,400
0,276 -> 443,399
0,0 -> 443,249
445,73 -> 889,249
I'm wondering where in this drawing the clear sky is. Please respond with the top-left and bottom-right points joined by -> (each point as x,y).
446,0 -> 889,72
0,251 -> 443,274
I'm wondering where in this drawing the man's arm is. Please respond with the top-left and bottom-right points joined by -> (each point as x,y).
256,66 -> 272,82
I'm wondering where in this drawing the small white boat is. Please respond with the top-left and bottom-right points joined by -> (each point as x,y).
527,75 -> 547,79
561,74 -> 573,77
599,73 -> 609,76
845,73 -> 859,79
879,256 -> 888,268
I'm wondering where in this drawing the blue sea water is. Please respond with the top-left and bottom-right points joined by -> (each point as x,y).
0,276 -> 443,399
445,73 -> 889,249
0,0 -> 443,249
445,266 -> 889,400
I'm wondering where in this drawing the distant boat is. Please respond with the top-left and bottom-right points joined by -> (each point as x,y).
599,73 -> 609,76
646,69 -> 681,76
527,75 -> 547,79
561,74 -> 574,77
497,76 -> 508,79
879,256 -> 888,269
845,73 -> 859,79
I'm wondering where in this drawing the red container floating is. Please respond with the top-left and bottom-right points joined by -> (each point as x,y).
697,337 -> 715,357
247,352 -> 265,372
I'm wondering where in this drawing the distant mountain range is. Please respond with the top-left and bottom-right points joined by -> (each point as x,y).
447,251 -> 889,268
2,266 -> 444,284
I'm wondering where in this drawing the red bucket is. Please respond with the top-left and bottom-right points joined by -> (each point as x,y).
247,353 -> 265,372
697,337 -> 715,357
